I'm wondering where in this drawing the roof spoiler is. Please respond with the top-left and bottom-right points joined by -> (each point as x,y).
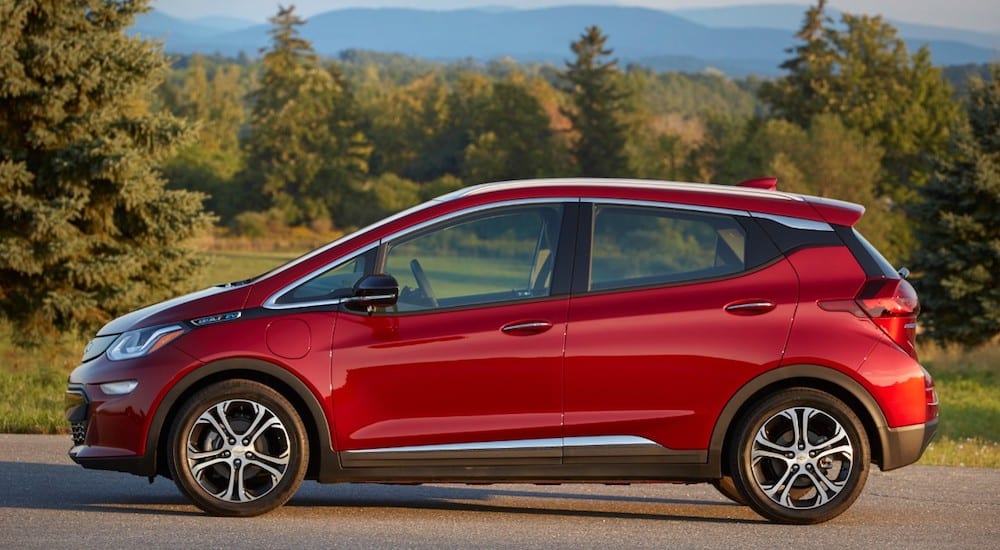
737,177 -> 777,191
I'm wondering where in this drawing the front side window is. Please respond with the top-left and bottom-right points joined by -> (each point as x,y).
589,204 -> 746,291
384,205 -> 563,312
274,248 -> 376,305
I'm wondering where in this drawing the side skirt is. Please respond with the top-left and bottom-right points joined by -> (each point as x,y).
318,436 -> 712,484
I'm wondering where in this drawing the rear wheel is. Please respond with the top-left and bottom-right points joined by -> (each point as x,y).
728,388 -> 869,524
167,379 -> 309,516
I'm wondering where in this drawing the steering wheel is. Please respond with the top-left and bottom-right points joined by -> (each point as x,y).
409,259 -> 438,308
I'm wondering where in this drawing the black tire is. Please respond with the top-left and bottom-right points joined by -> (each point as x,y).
728,388 -> 869,524
710,475 -> 746,505
167,379 -> 309,517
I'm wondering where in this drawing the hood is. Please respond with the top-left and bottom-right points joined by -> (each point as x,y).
96,284 -> 254,336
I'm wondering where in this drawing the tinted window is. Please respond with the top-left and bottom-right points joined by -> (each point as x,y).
384,205 -> 562,311
590,205 -> 746,291
275,248 -> 375,305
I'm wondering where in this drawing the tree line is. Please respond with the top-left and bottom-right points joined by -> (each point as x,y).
0,1 -> 997,346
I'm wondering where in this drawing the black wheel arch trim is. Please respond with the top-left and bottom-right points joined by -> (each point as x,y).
144,357 -> 336,480
708,364 -> 899,476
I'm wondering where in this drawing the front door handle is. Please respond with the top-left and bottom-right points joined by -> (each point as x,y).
501,321 -> 553,335
724,300 -> 777,315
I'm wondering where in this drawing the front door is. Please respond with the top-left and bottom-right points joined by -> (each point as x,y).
331,203 -> 571,465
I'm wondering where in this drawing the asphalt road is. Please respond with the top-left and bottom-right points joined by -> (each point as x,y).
1,434 -> 998,549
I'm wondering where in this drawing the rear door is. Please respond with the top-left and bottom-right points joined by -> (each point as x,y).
563,202 -> 798,460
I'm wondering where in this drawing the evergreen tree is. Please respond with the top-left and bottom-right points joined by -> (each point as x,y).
561,26 -> 630,177
913,65 -> 1000,346
0,0 -> 213,344
759,2 -> 959,261
242,5 -> 370,227
760,2 -> 957,191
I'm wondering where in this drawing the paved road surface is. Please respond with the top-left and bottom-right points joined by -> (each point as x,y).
1,434 -> 998,548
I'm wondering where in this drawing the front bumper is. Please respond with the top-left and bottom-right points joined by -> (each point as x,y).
64,346 -> 200,477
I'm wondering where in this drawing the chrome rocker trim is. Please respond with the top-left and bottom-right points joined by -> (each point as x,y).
339,436 -> 704,468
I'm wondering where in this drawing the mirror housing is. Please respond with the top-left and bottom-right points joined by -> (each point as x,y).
345,273 -> 399,311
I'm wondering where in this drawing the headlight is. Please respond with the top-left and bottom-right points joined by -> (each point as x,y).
81,335 -> 118,363
106,324 -> 187,361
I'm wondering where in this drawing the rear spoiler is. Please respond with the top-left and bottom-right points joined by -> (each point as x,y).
737,177 -> 777,191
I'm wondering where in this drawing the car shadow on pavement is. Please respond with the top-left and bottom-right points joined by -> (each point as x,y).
0,460 -> 761,523
285,482 -> 764,525
0,461 -> 197,517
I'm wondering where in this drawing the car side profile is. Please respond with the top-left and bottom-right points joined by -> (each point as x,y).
65,178 -> 938,524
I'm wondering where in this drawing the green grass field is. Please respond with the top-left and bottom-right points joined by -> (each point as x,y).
1,249 -> 997,468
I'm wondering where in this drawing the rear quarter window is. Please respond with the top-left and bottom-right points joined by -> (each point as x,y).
589,205 -> 747,291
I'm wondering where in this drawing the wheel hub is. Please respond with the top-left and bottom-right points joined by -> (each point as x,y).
749,406 -> 855,510
184,399 -> 291,503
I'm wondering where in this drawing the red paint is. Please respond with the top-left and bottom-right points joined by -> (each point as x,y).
67,179 -> 936,476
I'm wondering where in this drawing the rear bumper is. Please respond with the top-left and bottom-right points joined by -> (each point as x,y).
880,418 -> 938,471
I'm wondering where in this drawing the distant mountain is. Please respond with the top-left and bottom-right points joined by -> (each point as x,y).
676,4 -> 1000,51
192,16 -> 258,32
130,5 -> 1000,76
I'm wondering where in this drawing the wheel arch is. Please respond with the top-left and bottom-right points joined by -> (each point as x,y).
709,364 -> 890,476
148,357 -> 335,480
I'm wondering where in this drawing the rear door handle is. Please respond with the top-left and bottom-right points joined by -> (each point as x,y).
501,321 -> 554,335
724,300 -> 777,315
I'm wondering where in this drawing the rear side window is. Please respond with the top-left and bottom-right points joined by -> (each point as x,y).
852,228 -> 899,278
589,205 -> 746,291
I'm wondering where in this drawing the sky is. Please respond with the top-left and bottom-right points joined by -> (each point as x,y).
151,0 -> 1000,33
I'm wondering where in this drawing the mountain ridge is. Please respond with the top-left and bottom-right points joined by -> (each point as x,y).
132,5 -> 999,76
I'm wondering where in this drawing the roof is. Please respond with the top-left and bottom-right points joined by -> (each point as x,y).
441,178 -> 864,227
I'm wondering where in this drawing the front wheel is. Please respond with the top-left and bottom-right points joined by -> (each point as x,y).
167,379 -> 309,516
728,388 -> 870,524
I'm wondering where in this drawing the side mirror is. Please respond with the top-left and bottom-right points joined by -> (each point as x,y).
345,273 -> 399,312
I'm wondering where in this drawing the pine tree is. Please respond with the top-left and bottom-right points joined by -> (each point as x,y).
561,26 -> 630,177
759,2 -> 959,262
0,1 -> 213,344
758,0 -> 837,125
242,5 -> 370,227
913,65 -> 1000,346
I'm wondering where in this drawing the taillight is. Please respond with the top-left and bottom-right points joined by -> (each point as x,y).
857,278 -> 919,358
819,278 -> 920,359
923,367 -> 939,421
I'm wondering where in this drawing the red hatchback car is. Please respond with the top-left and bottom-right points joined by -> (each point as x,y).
66,178 -> 938,524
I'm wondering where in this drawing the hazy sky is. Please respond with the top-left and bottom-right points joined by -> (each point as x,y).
151,1 -> 1000,33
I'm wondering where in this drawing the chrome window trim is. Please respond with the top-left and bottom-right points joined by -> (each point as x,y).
750,212 -> 834,231
262,199 -> 574,311
379,197 -> 576,245
256,199 -> 448,284
263,195 -> 832,311
263,241 -> 381,310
